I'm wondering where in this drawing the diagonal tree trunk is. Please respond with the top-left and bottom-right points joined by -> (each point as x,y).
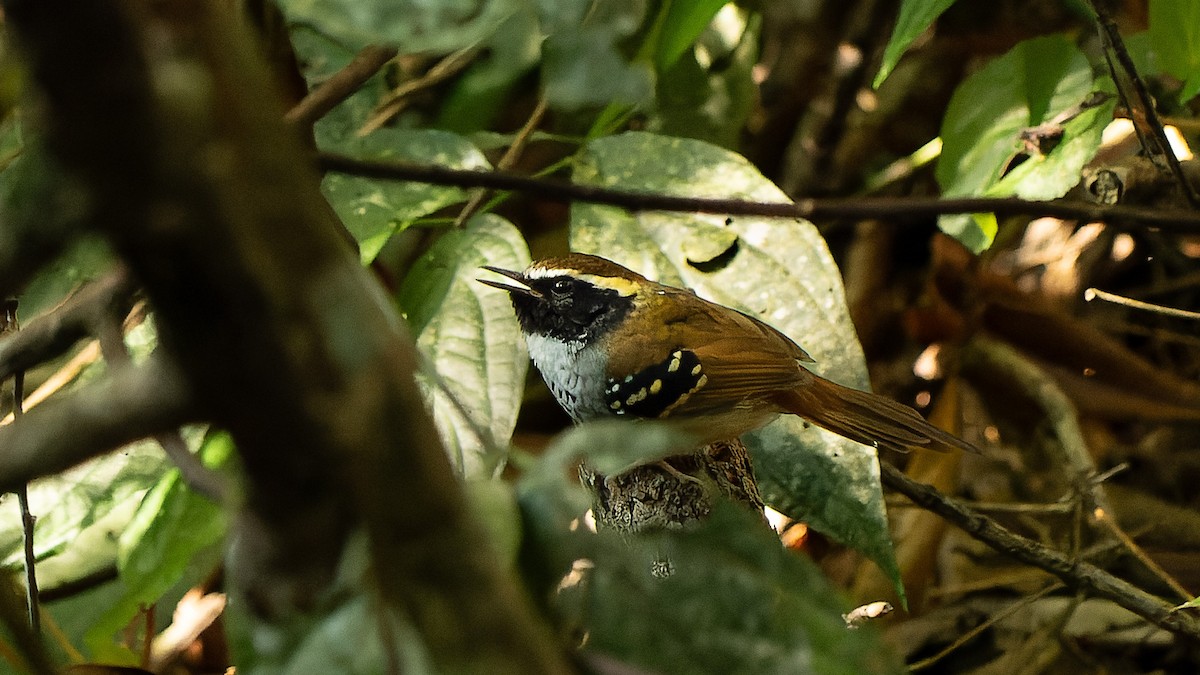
0,1 -> 571,671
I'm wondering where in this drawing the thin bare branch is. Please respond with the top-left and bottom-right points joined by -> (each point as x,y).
1094,506 -> 1193,602
1090,1 -> 1200,208
879,462 -> 1200,640
2,300 -> 39,636
284,44 -> 398,128
962,336 -> 1111,521
454,97 -> 550,227
0,575 -> 52,675
1085,287 -> 1200,320
909,582 -> 1064,671
358,45 -> 480,136
318,152 -> 1200,231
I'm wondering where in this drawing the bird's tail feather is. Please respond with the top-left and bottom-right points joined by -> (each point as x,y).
778,376 -> 977,454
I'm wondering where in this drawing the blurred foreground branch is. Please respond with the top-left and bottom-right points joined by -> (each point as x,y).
2,1 -> 570,671
0,268 -> 133,381
0,354 -> 194,494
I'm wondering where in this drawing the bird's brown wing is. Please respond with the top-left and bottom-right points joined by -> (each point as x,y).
601,288 -> 978,453
645,291 -> 813,418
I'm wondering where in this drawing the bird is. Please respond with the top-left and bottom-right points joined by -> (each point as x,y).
478,252 -> 976,454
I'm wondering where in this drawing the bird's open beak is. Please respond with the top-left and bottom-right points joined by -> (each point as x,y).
477,266 -> 542,298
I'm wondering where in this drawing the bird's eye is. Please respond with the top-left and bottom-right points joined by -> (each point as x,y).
552,279 -> 571,294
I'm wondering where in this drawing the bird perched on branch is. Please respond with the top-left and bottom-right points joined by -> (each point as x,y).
480,253 -> 976,454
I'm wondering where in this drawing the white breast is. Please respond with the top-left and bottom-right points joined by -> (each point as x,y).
524,333 -> 610,421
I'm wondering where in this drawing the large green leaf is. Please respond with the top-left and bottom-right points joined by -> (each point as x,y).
278,595 -> 434,675
321,130 -> 490,263
874,0 -> 958,87
571,131 -> 903,598
518,427 -> 903,675
1149,0 -> 1200,102
578,506 -> 902,674
283,0 -> 655,116
84,429 -> 231,662
540,0 -> 654,111
651,7 -> 758,149
0,442 -> 166,573
16,235 -> 115,322
228,531 -> 436,675
397,214 -> 530,478
936,35 -> 1114,252
278,0 -> 520,54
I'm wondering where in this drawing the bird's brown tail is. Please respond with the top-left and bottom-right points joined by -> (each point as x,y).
777,376 -> 978,453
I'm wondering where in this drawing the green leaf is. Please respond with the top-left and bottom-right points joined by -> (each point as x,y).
435,10 -> 543,133
321,130 -> 490,263
0,441 -> 167,573
465,479 -> 523,567
16,235 -> 116,320
651,8 -> 758,148
533,419 -> 701,482
228,534 -> 436,675
43,579 -> 130,666
579,506 -> 904,674
874,0 -> 957,87
653,0 -> 729,71
289,26 -> 389,153
541,0 -> 655,112
518,436 -> 904,675
293,32 -> 495,261
397,214 -> 530,478
0,113 -> 23,168
278,0 -> 518,54
988,95 -> 1114,200
84,429 -> 231,661
1174,596 -> 1200,611
936,35 -> 1114,251
519,429 -> 902,674
0,438 -> 168,664
571,131 -> 903,599
1149,0 -> 1200,102
279,596 -> 434,675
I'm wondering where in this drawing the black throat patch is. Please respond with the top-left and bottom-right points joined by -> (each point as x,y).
509,275 -> 635,344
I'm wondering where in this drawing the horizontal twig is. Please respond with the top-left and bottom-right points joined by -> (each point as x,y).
317,153 -> 1200,231
879,462 -> 1200,640
1085,287 -> 1200,321
0,354 -> 196,494
284,44 -> 397,129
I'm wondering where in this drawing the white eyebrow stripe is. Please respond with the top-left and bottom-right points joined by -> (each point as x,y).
525,267 -> 638,296
526,267 -> 573,279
